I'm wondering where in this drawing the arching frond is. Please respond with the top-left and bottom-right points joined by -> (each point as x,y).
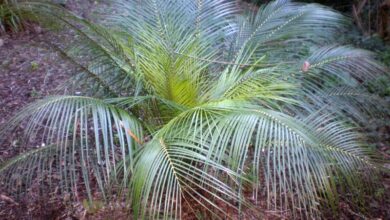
228,0 -> 349,65
302,46 -> 387,87
1,0 -> 389,219
1,96 -> 144,200
145,100 -> 380,218
132,137 -> 249,219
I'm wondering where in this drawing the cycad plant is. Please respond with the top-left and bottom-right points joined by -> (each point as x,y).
1,0 -> 389,219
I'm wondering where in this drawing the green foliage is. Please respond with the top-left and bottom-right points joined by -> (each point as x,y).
379,47 -> 390,66
0,0 -> 66,34
82,199 -> 104,214
1,0 -> 389,219
30,61 -> 39,71
0,0 -> 23,33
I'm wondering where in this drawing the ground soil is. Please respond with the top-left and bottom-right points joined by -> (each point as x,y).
0,0 -> 389,219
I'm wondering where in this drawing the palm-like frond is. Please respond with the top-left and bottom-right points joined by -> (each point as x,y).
1,96 -> 143,200
132,137 -> 246,219
1,0 -> 389,219
145,98 -> 381,218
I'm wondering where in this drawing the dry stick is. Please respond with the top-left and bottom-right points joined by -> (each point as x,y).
379,0 -> 390,39
119,121 -> 142,144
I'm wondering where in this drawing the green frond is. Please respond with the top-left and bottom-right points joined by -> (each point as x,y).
303,46 -> 387,86
152,99 -> 382,217
0,144 -> 57,193
132,137 -> 249,219
1,96 -> 144,200
322,86 -> 390,123
228,0 -> 349,65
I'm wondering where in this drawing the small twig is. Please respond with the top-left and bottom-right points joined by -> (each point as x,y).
0,194 -> 19,206
346,208 -> 369,219
119,121 -> 142,144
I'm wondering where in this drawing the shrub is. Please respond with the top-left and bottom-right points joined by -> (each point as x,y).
1,0 -> 389,218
